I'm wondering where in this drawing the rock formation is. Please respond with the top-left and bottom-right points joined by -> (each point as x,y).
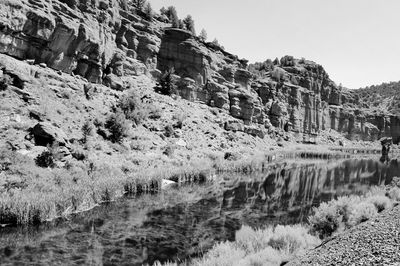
0,0 -> 399,143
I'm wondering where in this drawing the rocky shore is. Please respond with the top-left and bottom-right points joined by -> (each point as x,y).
288,203 -> 400,266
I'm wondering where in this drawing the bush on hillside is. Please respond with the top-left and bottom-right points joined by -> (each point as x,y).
0,74 -> 12,91
308,201 -> 341,238
348,202 -> 377,226
105,112 -> 129,143
119,91 -> 162,125
156,68 -> 177,96
388,187 -> 400,201
81,120 -> 94,144
164,124 -> 175,137
172,111 -> 187,129
366,195 -> 392,212
268,225 -> 320,254
34,143 -> 63,168
119,91 -> 141,119
35,151 -> 55,168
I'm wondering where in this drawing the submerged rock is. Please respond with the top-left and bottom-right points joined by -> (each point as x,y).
161,179 -> 178,190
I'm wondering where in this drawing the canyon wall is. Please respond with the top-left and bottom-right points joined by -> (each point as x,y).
0,0 -> 399,143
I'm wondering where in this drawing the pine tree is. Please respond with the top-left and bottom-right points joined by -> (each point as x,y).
132,0 -> 146,11
177,19 -> 185,29
143,2 -> 153,20
166,6 -> 179,27
81,120 -> 94,144
157,68 -> 177,95
160,7 -> 167,16
183,15 -> 196,35
199,29 -> 207,42
212,38 -> 220,46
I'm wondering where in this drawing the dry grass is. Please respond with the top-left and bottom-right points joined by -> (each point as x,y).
0,148 -> 160,225
191,224 -> 319,266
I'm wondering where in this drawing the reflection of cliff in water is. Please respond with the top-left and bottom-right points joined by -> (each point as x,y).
222,158 -> 399,226
1,159 -> 399,265
130,159 -> 400,264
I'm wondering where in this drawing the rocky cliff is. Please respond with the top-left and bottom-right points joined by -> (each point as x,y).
0,0 -> 398,144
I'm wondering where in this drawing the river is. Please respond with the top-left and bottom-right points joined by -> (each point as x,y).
0,157 -> 399,265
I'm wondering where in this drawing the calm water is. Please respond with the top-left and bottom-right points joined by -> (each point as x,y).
0,158 -> 399,265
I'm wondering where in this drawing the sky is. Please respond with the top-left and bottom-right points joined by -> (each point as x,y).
149,0 -> 400,89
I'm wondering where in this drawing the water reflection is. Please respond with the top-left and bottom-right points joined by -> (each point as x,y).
0,158 -> 399,265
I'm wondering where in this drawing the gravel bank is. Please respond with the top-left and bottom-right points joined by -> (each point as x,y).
288,204 -> 400,266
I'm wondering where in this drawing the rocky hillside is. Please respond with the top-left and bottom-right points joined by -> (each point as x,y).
0,0 -> 399,157
352,81 -> 400,116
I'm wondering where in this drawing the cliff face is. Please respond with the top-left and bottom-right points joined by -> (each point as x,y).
0,0 -> 161,87
250,57 -> 400,143
0,0 -> 398,143
157,28 -> 264,127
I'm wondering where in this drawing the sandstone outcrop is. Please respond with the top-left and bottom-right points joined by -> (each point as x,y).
0,0 -> 161,87
157,28 -> 267,131
0,0 -> 398,143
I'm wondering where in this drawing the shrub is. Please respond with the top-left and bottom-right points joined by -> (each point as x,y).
34,143 -> 63,168
156,68 -> 177,95
348,202 -> 377,226
388,187 -> 400,201
235,225 -> 273,253
35,151 -> 55,168
81,120 -> 94,143
238,247 -> 281,266
0,74 -> 12,91
119,91 -> 161,125
268,225 -> 320,254
194,242 -> 246,266
367,186 -> 387,197
334,196 -> 359,224
83,83 -> 95,100
60,89 -> 71,99
164,124 -> 175,138
173,111 -> 186,128
192,224 -> 318,266
105,112 -> 129,143
308,201 -> 341,238
163,144 -> 175,157
147,104 -> 162,120
366,195 -> 392,212
119,91 -> 141,119
71,146 -> 87,161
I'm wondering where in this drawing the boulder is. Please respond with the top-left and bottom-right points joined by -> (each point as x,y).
103,74 -> 125,91
224,120 -> 244,132
161,179 -> 178,190
244,126 -> 266,138
17,146 -> 48,159
32,122 -> 68,146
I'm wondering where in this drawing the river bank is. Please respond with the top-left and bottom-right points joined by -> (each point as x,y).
1,144 -> 371,227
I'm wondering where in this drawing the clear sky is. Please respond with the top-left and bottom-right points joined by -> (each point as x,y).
149,0 -> 400,89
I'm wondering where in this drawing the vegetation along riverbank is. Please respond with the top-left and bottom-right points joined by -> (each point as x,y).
155,177 -> 400,266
